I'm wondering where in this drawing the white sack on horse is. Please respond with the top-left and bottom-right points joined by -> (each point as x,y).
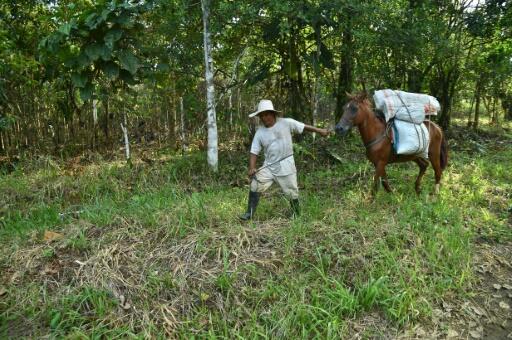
392,120 -> 430,158
374,89 -> 440,124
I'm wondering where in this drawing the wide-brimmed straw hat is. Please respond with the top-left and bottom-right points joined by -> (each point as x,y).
248,99 -> 281,118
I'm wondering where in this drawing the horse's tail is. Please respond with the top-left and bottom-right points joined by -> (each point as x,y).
440,132 -> 448,170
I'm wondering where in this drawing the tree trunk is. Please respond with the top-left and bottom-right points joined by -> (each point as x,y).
466,94 -> 475,128
201,0 -> 218,172
92,99 -> 98,150
0,131 -> 5,154
407,68 -> 423,93
287,28 -> 305,123
180,96 -> 188,152
312,23 -> 322,139
437,66 -> 459,130
102,98 -> 110,148
237,87 -> 241,127
120,113 -> 132,166
473,80 -> 482,129
502,96 -> 512,121
335,20 -> 354,123
166,96 -> 176,150
491,97 -> 498,125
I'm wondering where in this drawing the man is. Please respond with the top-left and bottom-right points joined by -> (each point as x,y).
240,99 -> 330,220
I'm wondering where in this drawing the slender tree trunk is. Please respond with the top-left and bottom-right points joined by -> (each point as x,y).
502,96 -> 512,121
407,68 -> 423,93
103,98 -> 110,148
35,97 -> 42,151
491,97 -> 498,125
15,120 -> 21,152
6,126 -> 13,155
226,53 -> 243,128
166,95 -> 176,150
437,66 -> 458,130
201,0 -> 218,171
312,80 -> 320,133
483,96 -> 491,120
120,112 -> 132,166
169,75 -> 177,150
226,49 -> 245,129
6,129 -> 12,156
228,89 -> 233,127
312,23 -> 323,140
92,99 -> 98,150
466,95 -> 475,128
237,87 -> 242,130
473,80 -> 482,130
0,131 -> 5,154
287,27 -> 305,123
335,19 -> 354,122
179,96 -> 188,152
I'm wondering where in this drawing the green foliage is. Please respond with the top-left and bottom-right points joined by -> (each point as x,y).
39,1 -> 151,100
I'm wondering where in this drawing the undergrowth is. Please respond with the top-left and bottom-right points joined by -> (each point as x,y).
0,122 -> 510,338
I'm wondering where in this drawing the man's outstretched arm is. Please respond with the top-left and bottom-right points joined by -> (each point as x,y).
303,125 -> 330,137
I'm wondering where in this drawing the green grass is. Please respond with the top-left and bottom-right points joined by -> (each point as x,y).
0,123 -> 511,338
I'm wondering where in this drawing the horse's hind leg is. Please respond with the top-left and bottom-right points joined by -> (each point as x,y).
429,155 -> 442,194
432,161 -> 442,194
414,158 -> 429,194
426,126 -> 447,195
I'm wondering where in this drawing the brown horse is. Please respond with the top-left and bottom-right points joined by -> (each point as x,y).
334,92 -> 448,195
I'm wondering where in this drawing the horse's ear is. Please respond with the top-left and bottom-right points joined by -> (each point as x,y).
345,92 -> 355,100
356,91 -> 369,101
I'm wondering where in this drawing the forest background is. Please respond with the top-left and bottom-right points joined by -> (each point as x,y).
1,0 -> 511,161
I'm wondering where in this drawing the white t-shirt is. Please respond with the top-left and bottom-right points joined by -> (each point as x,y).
250,118 -> 305,176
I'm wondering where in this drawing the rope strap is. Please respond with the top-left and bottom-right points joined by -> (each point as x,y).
364,121 -> 393,150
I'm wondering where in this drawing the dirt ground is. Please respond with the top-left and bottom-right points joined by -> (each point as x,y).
407,239 -> 512,340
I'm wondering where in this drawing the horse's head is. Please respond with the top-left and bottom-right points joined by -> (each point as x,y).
335,92 -> 370,136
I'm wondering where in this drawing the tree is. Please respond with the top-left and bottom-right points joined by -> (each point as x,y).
464,0 -> 512,128
201,0 -> 218,172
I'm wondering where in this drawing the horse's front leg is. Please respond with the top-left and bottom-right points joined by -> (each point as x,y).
372,162 -> 387,196
381,168 -> 392,193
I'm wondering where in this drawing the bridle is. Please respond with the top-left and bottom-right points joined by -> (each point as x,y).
345,100 -> 393,150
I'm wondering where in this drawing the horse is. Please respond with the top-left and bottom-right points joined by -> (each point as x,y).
334,92 -> 448,196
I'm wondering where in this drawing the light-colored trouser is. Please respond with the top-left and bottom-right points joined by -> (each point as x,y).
250,167 -> 299,200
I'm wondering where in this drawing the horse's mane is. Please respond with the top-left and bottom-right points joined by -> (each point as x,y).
348,92 -> 385,122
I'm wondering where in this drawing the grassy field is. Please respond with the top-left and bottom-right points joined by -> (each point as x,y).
1,121 -> 511,338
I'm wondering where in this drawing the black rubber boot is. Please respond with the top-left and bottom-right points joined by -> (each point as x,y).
240,191 -> 260,221
290,199 -> 300,218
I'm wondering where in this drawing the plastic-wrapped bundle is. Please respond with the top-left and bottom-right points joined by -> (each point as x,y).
374,89 -> 440,123
392,120 -> 430,158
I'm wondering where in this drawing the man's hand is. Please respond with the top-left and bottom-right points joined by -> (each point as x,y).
248,168 -> 257,177
304,125 -> 332,137
318,128 -> 331,137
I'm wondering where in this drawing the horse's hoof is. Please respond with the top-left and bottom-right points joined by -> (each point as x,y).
364,192 -> 375,202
